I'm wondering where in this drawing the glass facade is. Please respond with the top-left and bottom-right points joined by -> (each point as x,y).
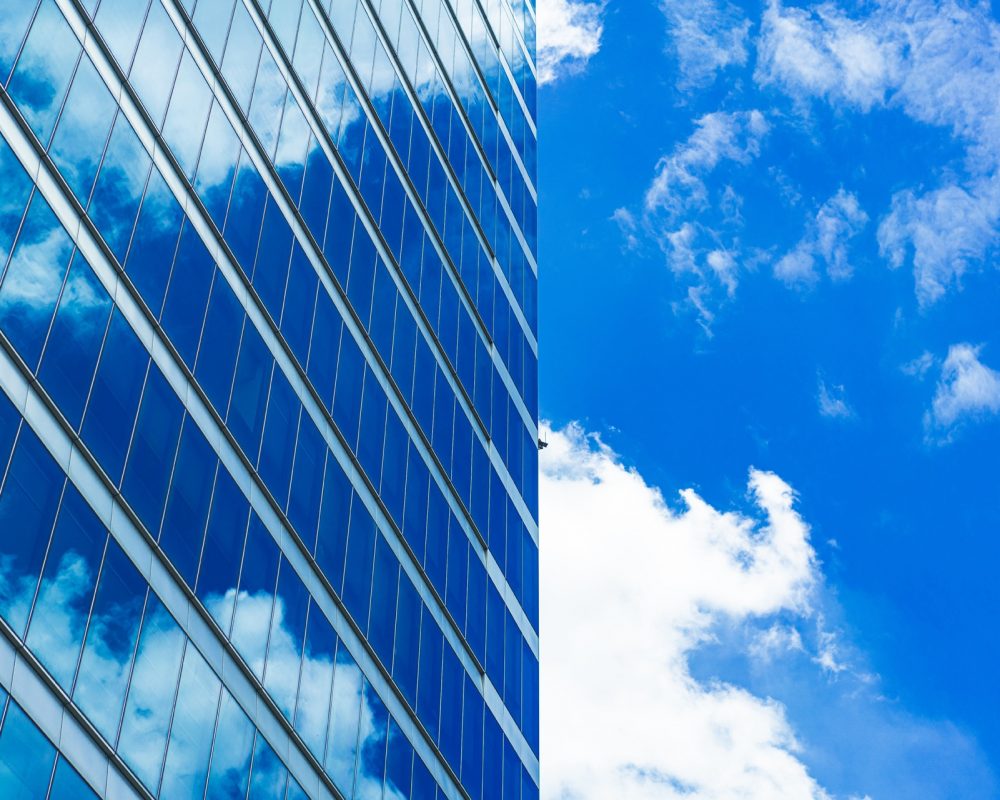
0,0 -> 537,798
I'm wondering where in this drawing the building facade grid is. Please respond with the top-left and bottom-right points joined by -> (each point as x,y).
0,0 -> 537,798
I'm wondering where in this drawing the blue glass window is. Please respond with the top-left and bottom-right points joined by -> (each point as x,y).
160,644 -> 221,799
74,540 -> 147,743
0,701 -> 56,799
342,500 -> 376,627
25,484 -> 106,688
118,597 -> 186,788
368,536 -> 399,667
81,310 -> 149,484
295,600 -> 336,757
122,366 -> 183,535
231,515 -> 279,677
160,222 -> 216,368
0,425 -> 64,634
125,170 -> 182,316
8,1 -> 80,145
0,193 -> 73,370
48,57 -> 115,203
205,692 -> 254,800
89,114 -> 151,264
159,419 -> 217,585
49,757 -> 98,800
195,274 -> 245,415
227,322 -> 272,460
197,465 -> 249,632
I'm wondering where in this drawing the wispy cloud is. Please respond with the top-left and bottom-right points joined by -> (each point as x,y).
624,110 -> 769,329
878,178 -> 1000,306
924,343 -> 1000,440
540,423 -> 995,799
661,0 -> 750,90
775,190 -> 869,286
755,0 -> 902,111
756,0 -> 1000,305
818,377 -> 854,419
645,110 -> 770,215
536,0 -> 605,85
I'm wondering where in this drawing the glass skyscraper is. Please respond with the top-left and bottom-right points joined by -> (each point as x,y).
0,0 -> 538,797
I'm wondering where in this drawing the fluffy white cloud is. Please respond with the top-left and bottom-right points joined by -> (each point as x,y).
536,0 -> 605,85
540,423 -> 997,799
661,0 -> 751,90
775,190 -> 869,286
540,423 -> 829,800
756,0 -> 1000,304
924,343 -> 1000,438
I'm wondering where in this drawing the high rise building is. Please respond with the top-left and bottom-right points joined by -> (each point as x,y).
0,0 -> 538,797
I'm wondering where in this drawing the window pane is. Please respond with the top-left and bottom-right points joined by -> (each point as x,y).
89,114 -> 150,264
25,484 -> 106,689
121,366 -> 184,535
0,425 -> 64,634
81,310 -> 149,484
0,4 -> 35,82
48,57 -> 115,203
124,170 -> 181,317
262,561 -> 308,721
37,252 -> 112,429
0,701 -> 55,800
127,3 -> 183,127
48,757 -> 98,800
8,1 -> 80,145
73,541 -> 147,742
205,691 -> 254,800
196,467 -> 249,633
118,597 -> 186,789
93,0 -> 148,70
326,647 -> 363,794
159,419 -> 216,586
293,600 -> 335,759
159,644 -> 221,799
160,222 -> 215,368
247,733 -> 287,798
0,193 -> 73,370
230,515 -> 278,677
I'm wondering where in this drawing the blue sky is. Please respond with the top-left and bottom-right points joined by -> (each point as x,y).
534,0 -> 1000,797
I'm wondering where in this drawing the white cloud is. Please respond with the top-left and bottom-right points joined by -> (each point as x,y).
540,422 -> 996,800
631,111 -> 769,327
817,378 -> 854,419
775,190 -> 868,286
661,0 -> 751,90
645,110 -> 770,216
756,0 -> 1000,304
924,343 -> 1000,438
536,0 -> 605,85
877,178 -> 1000,306
541,423 -> 829,800
901,350 -> 934,379
755,0 -> 902,111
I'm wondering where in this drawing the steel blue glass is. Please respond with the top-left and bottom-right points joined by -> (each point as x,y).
0,0 -> 538,798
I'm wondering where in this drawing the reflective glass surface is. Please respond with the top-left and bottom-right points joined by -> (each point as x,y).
0,0 -> 538,797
